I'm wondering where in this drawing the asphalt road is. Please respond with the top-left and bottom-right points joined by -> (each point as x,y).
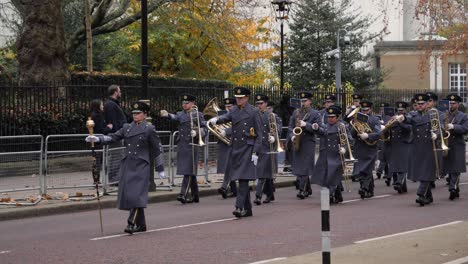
0,178 -> 467,264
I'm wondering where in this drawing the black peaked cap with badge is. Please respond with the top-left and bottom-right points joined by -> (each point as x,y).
181,94 -> 196,102
360,100 -> 373,109
326,105 -> 341,116
324,94 -> 337,102
223,97 -> 236,106
414,93 -> 429,103
255,94 -> 269,102
379,102 -> 390,107
132,101 -> 150,113
234,87 -> 251,97
426,92 -> 438,101
395,101 -> 409,109
352,94 -> 363,100
446,94 -> 462,102
298,91 -> 313,100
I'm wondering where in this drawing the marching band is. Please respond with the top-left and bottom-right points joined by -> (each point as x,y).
87,88 -> 468,232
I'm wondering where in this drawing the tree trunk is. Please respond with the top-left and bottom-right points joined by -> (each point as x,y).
16,0 -> 69,85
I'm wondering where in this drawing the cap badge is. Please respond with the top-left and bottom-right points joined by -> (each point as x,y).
133,103 -> 139,109
183,95 -> 187,100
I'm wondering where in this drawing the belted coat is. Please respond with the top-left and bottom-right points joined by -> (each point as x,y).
442,110 -> 468,174
312,121 -> 354,187
386,120 -> 412,174
99,120 -> 163,210
170,110 -> 207,176
217,103 -> 262,181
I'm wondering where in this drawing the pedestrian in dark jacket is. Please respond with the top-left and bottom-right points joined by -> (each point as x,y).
90,99 -> 112,135
86,101 -> 165,234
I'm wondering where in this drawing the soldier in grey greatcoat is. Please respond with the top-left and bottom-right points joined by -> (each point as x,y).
442,94 -> 468,200
376,102 -> 391,183
160,94 -> 207,204
406,94 -> 440,206
350,101 -> 382,199
253,94 -> 278,205
288,91 -> 322,199
216,98 -> 237,199
427,92 -> 445,183
86,101 -> 164,234
385,102 -> 411,193
312,106 -> 354,204
318,94 -> 336,126
210,87 -> 262,218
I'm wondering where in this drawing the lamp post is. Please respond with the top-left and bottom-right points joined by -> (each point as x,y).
272,0 -> 292,95
327,29 -> 350,106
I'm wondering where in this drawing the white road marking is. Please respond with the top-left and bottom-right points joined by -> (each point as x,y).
354,221 -> 463,244
0,250 -> 11,254
248,257 -> 287,264
459,182 -> 468,186
341,194 -> 391,204
442,256 -> 468,264
90,218 -> 236,241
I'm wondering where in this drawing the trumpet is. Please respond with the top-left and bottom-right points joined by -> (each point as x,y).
346,107 -> 377,146
189,105 -> 205,147
338,122 -> 357,192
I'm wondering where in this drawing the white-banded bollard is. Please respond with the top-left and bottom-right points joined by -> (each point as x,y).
321,187 -> 331,264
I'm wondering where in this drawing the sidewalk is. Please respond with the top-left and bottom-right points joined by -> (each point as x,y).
0,173 -> 295,221
270,221 -> 468,264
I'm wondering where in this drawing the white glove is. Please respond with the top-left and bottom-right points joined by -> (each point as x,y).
220,129 -> 226,137
395,115 -> 405,122
160,110 -> 169,117
300,120 -> 306,127
431,132 -> 437,140
209,117 -> 218,125
190,130 -> 197,138
158,171 -> 166,179
359,133 -> 369,140
351,105 -> 356,109
85,135 -> 99,143
339,147 -> 346,155
251,153 -> 258,166
268,135 -> 275,144
312,123 -> 319,130
448,123 -> 454,130
380,125 -> 385,130
380,120 -> 384,124
291,135 -> 295,142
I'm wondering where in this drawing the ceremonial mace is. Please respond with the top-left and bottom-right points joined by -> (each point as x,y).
86,117 -> 104,235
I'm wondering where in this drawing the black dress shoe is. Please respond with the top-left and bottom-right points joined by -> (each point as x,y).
232,208 -> 242,218
449,190 -> 457,200
218,188 -> 227,199
376,172 -> 382,179
243,209 -> 253,217
124,224 -> 134,234
263,195 -> 275,203
254,197 -> 262,205
186,196 -> 199,203
394,184 -> 402,193
358,189 -> 366,199
176,194 -> 186,204
296,192 -> 305,199
133,225 -> 147,233
416,196 -> 430,206
385,178 -> 391,186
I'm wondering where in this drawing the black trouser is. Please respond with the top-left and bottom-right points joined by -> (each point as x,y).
378,162 -> 389,178
417,181 -> 433,198
359,172 -> 374,193
235,180 -> 252,210
128,208 -> 146,227
180,175 -> 199,198
256,178 -> 273,198
298,175 -> 312,194
221,174 -> 237,196
448,173 -> 460,191
392,172 -> 406,185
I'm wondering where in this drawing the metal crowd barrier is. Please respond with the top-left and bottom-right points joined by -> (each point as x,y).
0,135 -> 44,203
155,131 -> 173,191
170,131 -> 211,187
44,134 -> 104,195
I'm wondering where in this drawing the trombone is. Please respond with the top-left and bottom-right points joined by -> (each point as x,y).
338,122 -> 357,192
428,108 -> 449,178
189,105 -> 205,147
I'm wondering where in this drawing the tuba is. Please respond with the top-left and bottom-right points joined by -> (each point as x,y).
189,105 -> 205,147
204,98 -> 232,145
346,107 -> 377,146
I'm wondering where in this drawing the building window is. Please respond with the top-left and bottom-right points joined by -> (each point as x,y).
449,63 -> 467,103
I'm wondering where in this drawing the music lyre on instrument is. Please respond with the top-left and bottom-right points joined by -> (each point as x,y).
347,108 -> 377,146
86,117 -> 104,235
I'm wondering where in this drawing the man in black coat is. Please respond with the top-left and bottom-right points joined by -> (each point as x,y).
103,84 -> 128,184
